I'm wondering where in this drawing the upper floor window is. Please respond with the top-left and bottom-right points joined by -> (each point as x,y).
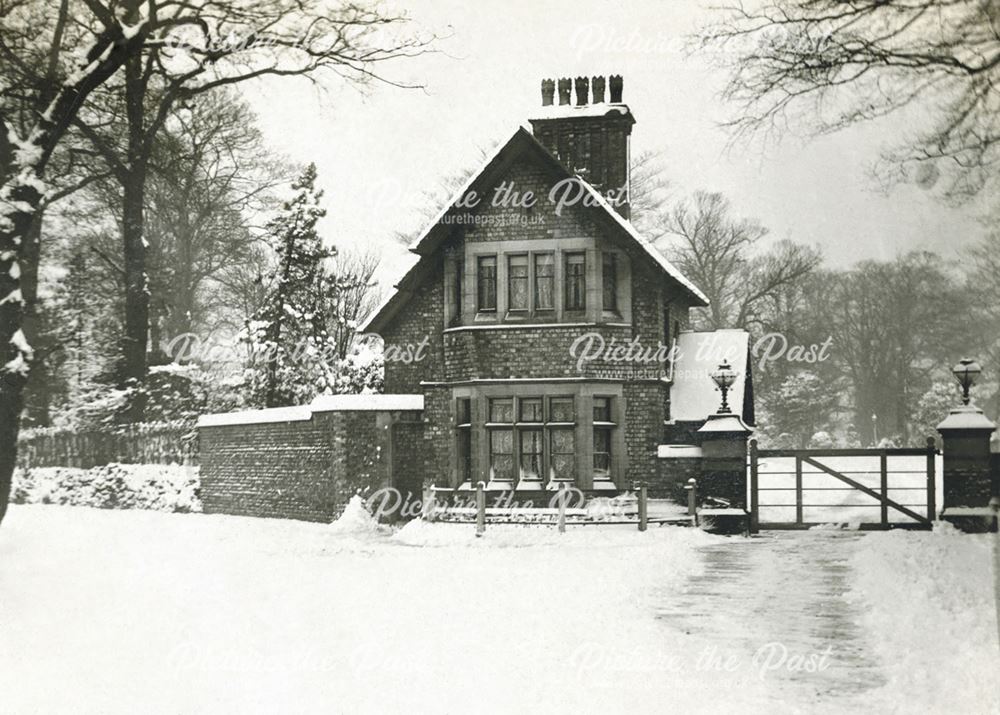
602,252 -> 618,312
508,254 -> 529,311
565,252 -> 586,311
477,255 -> 497,312
533,253 -> 554,311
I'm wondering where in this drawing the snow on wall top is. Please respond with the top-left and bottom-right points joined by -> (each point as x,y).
197,394 -> 424,427
670,330 -> 750,422
310,394 -> 424,412
198,406 -> 312,427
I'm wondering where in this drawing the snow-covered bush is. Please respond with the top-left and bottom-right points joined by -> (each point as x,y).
12,463 -> 201,513
807,430 -> 835,448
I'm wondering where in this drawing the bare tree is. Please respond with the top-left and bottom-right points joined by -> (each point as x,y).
701,0 -> 1000,200
0,0 -> 432,526
69,1 -> 432,420
656,190 -> 819,330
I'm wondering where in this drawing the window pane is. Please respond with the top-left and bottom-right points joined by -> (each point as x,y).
458,428 -> 472,482
456,397 -> 471,425
490,429 -> 513,481
593,428 -> 612,477
489,398 -> 513,423
550,428 -> 576,481
508,255 -> 528,310
534,254 -> 554,310
477,256 -> 497,311
593,397 -> 612,422
602,252 -> 617,311
551,428 -> 575,454
519,428 -> 543,479
565,253 -> 586,310
519,397 -> 543,422
454,259 -> 463,319
549,397 -> 575,423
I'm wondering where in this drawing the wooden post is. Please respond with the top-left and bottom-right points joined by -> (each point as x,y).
475,481 -> 486,537
685,478 -> 698,526
749,439 -> 759,533
557,483 -> 567,533
638,485 -> 648,532
880,451 -> 889,527
795,455 -> 803,526
425,486 -> 437,521
991,497 -> 1000,652
926,436 -> 937,522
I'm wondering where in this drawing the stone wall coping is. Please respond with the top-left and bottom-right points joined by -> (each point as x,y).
936,405 -> 997,432
197,394 -> 424,428
197,406 -> 312,427
310,394 -> 424,412
657,444 -> 703,459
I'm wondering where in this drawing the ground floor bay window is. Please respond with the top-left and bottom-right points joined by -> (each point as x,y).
450,384 -> 625,491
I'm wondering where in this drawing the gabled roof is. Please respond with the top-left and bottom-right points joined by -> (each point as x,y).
361,126 -> 708,334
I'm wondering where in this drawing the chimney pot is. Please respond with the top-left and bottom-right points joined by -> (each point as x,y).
609,75 -> 623,103
574,76 -> 589,106
541,79 -> 555,106
591,76 -> 606,103
557,78 -> 572,106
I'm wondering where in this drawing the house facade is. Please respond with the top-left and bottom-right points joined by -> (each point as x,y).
362,76 -> 752,498
197,76 -> 755,521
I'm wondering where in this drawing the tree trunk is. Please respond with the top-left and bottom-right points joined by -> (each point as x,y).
0,183 -> 41,526
120,54 -> 150,422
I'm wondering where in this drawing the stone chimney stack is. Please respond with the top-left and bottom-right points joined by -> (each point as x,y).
529,75 -> 635,219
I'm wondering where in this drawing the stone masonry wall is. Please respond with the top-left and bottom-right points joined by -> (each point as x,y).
199,410 -> 416,522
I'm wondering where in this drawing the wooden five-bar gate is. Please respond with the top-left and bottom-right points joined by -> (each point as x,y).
749,438 -> 939,531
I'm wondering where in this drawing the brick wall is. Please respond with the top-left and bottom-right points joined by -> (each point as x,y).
199,409 -> 421,522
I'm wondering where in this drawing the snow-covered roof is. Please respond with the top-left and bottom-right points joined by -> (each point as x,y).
669,330 -> 751,423
198,406 -> 312,427
310,394 -> 424,412
198,394 -> 424,428
575,179 -> 709,304
361,126 -> 708,334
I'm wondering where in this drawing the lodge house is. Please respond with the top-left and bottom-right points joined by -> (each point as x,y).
197,76 -> 755,521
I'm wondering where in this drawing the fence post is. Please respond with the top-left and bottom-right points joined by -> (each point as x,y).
475,481 -> 486,537
880,451 -> 889,528
557,482 -> 567,533
926,436 -> 937,522
638,484 -> 648,532
991,497 -> 1000,652
749,439 -> 759,533
795,455 -> 803,526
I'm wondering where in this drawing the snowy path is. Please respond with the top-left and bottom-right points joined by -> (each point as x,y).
654,532 -> 886,711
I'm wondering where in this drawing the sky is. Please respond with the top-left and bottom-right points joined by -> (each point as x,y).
242,0 -> 989,289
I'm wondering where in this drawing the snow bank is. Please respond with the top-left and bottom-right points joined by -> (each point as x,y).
12,463 -> 201,513
849,528 -> 1000,713
328,495 -> 387,536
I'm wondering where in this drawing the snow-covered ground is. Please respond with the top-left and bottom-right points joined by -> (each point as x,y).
0,502 -> 997,714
